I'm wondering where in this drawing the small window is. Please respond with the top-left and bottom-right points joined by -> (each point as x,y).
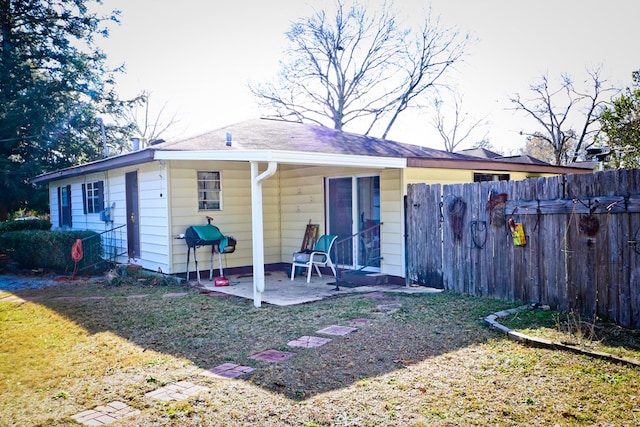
197,171 -> 221,211
82,181 -> 104,214
58,185 -> 72,227
473,173 -> 510,183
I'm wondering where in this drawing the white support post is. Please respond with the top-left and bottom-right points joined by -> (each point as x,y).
250,161 -> 278,307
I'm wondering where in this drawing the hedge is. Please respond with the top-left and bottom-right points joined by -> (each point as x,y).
0,230 -> 103,273
0,218 -> 52,234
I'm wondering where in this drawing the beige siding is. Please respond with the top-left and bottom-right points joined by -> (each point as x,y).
379,169 -> 404,277
279,165 -> 326,259
167,160 -> 281,274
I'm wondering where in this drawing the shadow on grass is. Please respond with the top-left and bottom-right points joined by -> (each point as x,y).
6,277 -> 517,402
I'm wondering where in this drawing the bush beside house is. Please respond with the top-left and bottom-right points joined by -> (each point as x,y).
0,219 -> 103,273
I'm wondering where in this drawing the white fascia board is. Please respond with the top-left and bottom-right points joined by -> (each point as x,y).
153,150 -> 406,169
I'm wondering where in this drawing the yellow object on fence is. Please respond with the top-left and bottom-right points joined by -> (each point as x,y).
508,218 -> 526,246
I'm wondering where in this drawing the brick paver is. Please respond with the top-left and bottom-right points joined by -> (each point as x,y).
71,401 -> 140,426
249,349 -> 295,362
145,381 -> 209,401
288,335 -> 332,348
201,363 -> 255,379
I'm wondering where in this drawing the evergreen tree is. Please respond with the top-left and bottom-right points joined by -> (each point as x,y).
0,0 -> 129,219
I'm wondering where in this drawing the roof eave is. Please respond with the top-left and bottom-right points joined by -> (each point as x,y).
153,149 -> 407,168
406,157 -> 593,174
31,149 -> 156,184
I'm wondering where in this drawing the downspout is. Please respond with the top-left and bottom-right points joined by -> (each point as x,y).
251,161 -> 278,307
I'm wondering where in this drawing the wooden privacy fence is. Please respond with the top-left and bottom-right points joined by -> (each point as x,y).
406,169 -> 640,328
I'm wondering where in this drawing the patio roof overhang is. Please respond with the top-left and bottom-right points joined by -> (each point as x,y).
152,149 -> 408,169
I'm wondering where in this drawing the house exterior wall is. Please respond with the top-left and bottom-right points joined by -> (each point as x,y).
166,160 -> 281,275
278,165 -> 406,277
379,169 -> 404,277
43,159 -> 561,281
47,162 -> 172,272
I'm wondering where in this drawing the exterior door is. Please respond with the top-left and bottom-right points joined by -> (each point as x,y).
327,175 -> 380,270
125,171 -> 140,258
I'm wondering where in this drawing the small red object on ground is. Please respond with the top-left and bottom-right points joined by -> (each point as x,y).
214,277 -> 229,287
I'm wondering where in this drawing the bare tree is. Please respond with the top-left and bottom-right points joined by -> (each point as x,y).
250,0 -> 469,139
114,91 -> 178,152
431,89 -> 487,152
509,68 -> 615,165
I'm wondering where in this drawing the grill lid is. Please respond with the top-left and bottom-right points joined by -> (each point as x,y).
188,224 -> 224,242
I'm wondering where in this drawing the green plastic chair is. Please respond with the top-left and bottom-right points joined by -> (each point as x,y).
290,234 -> 338,283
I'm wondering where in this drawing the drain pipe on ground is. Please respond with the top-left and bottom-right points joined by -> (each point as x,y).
251,161 -> 278,307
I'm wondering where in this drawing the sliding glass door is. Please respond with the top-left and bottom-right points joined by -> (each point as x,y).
327,175 -> 380,271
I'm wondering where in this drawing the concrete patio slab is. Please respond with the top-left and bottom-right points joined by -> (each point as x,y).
198,271 -> 441,306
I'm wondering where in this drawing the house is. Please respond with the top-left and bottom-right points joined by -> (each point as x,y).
31,118 -> 592,306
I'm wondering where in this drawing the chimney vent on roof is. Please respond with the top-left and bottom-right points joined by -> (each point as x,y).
132,137 -> 140,151
226,132 -> 232,147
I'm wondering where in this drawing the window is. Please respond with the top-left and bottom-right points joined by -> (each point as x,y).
473,173 -> 510,183
197,171 -> 221,210
82,181 -> 104,214
58,185 -> 72,227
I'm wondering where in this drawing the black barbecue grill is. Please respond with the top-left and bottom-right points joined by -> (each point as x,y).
184,218 -> 236,283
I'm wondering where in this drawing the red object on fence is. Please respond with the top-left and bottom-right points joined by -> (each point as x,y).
72,239 -> 83,263
71,239 -> 83,278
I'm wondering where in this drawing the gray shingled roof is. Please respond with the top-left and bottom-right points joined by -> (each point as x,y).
152,118 -> 478,161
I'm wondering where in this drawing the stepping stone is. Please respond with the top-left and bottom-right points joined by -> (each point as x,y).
145,381 -> 209,401
249,349 -> 295,362
126,294 -> 149,299
82,296 -> 106,300
201,363 -> 255,379
287,335 -> 331,348
377,303 -> 402,311
316,325 -> 357,336
162,292 -> 188,298
71,401 -> 140,426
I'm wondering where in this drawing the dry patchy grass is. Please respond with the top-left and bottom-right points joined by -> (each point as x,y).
1,279 -> 639,426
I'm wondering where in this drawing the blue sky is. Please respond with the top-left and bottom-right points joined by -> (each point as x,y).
96,0 -> 640,154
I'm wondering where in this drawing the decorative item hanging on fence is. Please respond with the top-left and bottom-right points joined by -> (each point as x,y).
446,196 -> 466,242
508,218 -> 526,246
486,191 -> 508,225
578,214 -> 600,237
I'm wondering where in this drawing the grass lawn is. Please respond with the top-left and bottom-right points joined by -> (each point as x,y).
1,278 -> 639,426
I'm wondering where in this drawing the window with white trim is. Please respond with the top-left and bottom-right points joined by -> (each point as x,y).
82,181 -> 104,214
197,171 -> 221,210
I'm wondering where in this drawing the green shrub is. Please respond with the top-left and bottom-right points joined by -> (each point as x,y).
0,230 -> 103,273
0,218 -> 52,234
